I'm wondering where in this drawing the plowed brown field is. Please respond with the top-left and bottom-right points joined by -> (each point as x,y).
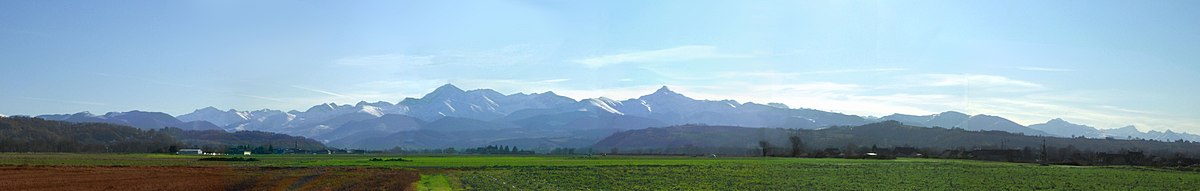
0,166 -> 419,191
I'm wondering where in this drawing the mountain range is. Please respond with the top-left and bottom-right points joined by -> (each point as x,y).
1027,118 -> 1200,142
33,84 -> 1200,149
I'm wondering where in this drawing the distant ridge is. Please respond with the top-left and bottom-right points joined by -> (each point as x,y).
33,84 -> 1199,149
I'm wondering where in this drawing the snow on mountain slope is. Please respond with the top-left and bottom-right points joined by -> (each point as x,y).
37,110 -> 184,130
397,84 -> 574,121
880,111 -> 1048,136
177,107 -> 251,127
36,83 -> 1200,149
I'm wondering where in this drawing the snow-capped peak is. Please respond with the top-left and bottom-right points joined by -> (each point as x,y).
639,85 -> 693,101
422,84 -> 467,100
653,86 -> 677,95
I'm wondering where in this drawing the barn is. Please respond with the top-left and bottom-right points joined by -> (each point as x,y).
176,148 -> 204,155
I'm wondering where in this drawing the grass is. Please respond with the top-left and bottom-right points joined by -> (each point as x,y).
417,174 -> 452,191
2,153 -> 1198,190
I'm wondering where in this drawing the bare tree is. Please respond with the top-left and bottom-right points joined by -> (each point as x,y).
759,140 -> 772,157
789,135 -> 805,157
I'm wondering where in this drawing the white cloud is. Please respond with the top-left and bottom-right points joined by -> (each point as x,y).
290,85 -> 352,99
536,79 -> 570,83
910,74 -> 1045,92
1017,66 -> 1075,72
573,45 -> 753,68
805,68 -> 908,74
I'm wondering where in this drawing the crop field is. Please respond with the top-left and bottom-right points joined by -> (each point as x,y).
2,153 -> 1198,190
0,166 -> 417,190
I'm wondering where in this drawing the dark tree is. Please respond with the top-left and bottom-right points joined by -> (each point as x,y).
759,140 -> 773,157
789,135 -> 805,157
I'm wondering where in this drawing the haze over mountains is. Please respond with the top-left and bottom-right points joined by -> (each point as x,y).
33,84 -> 1200,149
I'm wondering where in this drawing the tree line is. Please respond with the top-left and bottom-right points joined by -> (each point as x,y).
0,116 -> 327,153
384,145 -> 536,154
592,121 -> 1200,167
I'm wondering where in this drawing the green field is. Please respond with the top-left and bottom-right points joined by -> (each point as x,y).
2,153 -> 1198,190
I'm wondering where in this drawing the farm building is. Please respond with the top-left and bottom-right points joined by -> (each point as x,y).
176,148 -> 203,155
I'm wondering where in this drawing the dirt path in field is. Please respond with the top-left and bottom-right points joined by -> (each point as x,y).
0,166 -> 419,191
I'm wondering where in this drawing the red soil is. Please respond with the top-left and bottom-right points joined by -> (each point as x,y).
0,166 -> 419,191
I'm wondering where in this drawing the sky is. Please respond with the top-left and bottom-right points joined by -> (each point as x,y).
2,0 -> 1198,133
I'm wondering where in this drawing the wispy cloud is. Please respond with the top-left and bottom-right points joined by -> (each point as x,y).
335,53 -> 435,67
749,82 -> 862,93
1017,66 -> 1075,72
1098,105 -> 1158,115
291,85 -> 352,99
536,79 -> 570,83
721,68 -> 907,78
573,45 -> 753,68
806,68 -> 908,74
909,74 -> 1045,92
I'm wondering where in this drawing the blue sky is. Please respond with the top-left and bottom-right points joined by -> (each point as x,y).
2,0 -> 1198,133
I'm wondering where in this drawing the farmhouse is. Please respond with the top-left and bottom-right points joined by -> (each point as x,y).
176,148 -> 204,155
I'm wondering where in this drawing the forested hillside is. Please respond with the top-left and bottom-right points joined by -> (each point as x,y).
0,116 -> 326,153
0,116 -> 178,152
160,127 -> 327,151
